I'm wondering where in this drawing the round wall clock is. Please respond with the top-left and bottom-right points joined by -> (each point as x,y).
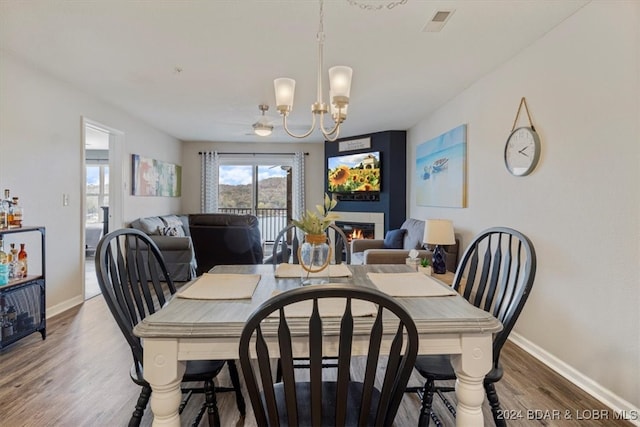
504,126 -> 541,176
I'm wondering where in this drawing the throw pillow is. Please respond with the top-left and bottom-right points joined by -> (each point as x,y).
160,215 -> 186,237
158,226 -> 180,237
137,216 -> 165,235
383,228 -> 406,249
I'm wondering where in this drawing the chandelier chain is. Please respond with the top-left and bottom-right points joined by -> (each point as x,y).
317,0 -> 325,43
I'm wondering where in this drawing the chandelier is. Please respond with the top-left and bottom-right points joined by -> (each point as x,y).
274,0 -> 352,142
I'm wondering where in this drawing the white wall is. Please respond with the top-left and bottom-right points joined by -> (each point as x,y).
0,51 -> 183,314
180,141 -> 325,214
407,1 -> 639,411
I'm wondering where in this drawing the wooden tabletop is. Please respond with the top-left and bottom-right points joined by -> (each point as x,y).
134,264 -> 502,340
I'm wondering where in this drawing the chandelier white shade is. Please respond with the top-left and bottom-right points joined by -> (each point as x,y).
274,78 -> 296,112
274,0 -> 352,141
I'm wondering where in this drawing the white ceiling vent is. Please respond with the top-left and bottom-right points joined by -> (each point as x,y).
422,9 -> 455,32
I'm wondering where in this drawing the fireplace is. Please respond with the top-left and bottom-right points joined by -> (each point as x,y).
334,221 -> 376,243
333,211 -> 384,239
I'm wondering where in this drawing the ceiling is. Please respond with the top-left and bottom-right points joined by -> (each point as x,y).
0,0 -> 589,144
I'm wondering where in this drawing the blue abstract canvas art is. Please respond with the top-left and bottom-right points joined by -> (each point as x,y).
416,124 -> 467,208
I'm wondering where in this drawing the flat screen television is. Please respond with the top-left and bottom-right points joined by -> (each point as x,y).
327,151 -> 381,193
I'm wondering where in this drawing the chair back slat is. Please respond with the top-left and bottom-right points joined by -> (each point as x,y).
256,326 -> 281,426
482,234 -> 502,311
127,238 -> 152,317
473,240 -> 493,307
113,238 -> 140,327
309,300 -> 323,426
335,298 -> 354,426
375,321 -> 404,425
358,307 -> 383,426
239,284 -> 418,427
453,227 -> 536,364
458,248 -> 478,298
277,309 -> 298,426
491,234 -> 512,316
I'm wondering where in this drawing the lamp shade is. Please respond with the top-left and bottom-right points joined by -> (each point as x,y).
253,124 -> 273,137
274,78 -> 296,110
423,219 -> 455,245
328,66 -> 352,98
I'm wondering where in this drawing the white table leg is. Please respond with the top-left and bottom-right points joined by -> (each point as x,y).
143,338 -> 186,427
450,334 -> 493,427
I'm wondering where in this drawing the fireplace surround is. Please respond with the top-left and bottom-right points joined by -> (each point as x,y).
325,130 -> 407,235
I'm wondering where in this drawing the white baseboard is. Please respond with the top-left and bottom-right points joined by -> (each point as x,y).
46,295 -> 84,319
509,333 -> 640,426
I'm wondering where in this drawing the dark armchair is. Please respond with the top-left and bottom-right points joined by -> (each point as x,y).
189,213 -> 263,276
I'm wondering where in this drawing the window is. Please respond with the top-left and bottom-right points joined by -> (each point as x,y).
86,164 -> 109,224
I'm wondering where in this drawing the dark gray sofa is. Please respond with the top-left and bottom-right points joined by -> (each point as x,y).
129,213 -> 264,281
129,214 -> 196,281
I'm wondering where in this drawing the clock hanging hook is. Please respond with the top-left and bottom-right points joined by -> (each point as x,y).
511,97 -> 535,132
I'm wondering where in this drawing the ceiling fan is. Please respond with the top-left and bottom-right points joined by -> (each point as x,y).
252,104 -> 274,137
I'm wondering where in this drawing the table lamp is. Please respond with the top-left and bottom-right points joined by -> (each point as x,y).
423,219 -> 455,274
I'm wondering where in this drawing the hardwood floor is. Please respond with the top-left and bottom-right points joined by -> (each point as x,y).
0,295 -> 632,427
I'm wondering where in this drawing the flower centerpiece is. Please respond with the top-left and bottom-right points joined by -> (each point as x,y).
292,193 -> 339,279
291,193 -> 339,235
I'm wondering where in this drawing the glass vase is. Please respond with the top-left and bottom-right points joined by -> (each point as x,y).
298,233 -> 332,285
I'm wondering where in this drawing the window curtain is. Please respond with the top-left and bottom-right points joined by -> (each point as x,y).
292,152 -> 305,222
200,151 -> 219,212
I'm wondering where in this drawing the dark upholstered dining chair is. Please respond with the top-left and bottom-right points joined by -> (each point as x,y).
95,228 -> 245,427
239,284 -> 419,427
266,223 -> 351,265
264,223 -> 353,381
407,227 -> 537,427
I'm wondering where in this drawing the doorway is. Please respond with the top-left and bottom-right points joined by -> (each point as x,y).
82,118 -> 123,300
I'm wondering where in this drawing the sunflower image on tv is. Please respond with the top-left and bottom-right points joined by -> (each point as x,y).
327,151 -> 381,193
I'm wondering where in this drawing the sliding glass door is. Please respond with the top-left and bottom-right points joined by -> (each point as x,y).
218,163 -> 290,242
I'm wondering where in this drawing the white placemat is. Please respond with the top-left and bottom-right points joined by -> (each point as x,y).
268,289 -> 378,317
274,263 -> 352,278
367,272 -> 457,297
176,273 -> 261,300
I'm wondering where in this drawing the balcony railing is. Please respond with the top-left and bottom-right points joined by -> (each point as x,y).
217,207 -> 289,242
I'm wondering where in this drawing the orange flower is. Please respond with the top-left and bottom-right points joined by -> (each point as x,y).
329,166 -> 350,186
356,183 -> 375,191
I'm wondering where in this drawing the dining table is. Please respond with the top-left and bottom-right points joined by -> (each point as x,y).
133,263 -> 502,427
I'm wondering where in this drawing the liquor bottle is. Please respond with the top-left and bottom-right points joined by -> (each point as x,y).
18,243 -> 27,278
0,189 -> 8,230
0,240 -> 6,263
0,203 -> 6,230
10,197 -> 22,228
0,240 -> 8,286
8,243 -> 18,280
